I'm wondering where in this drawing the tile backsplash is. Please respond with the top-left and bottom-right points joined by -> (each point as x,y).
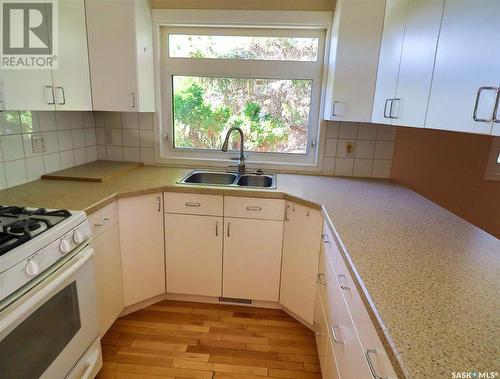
320,121 -> 395,178
0,111 -> 98,190
94,112 -> 155,165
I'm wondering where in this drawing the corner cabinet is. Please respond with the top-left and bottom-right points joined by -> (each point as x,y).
85,0 -> 155,112
280,202 -> 323,324
323,0 -> 386,122
118,193 -> 165,307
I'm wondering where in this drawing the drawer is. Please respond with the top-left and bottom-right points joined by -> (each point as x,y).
322,222 -> 397,378
224,196 -> 285,220
88,201 -> 118,237
318,245 -> 372,379
164,192 -> 223,216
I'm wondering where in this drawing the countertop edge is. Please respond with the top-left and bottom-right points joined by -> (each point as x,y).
81,183 -> 407,378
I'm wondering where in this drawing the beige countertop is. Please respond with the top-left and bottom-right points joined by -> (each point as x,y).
0,164 -> 498,378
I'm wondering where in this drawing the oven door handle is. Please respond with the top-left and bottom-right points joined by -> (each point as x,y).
0,247 -> 94,333
79,345 -> 101,379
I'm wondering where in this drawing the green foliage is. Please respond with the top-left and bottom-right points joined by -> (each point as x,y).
173,82 -> 290,152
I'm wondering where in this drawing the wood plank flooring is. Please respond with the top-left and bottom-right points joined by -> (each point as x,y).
97,300 -> 322,379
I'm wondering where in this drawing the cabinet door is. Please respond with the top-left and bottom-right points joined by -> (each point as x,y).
85,0 -> 137,111
324,0 -> 386,122
323,338 -> 340,379
372,0 -> 408,125
223,218 -> 283,302
118,193 -> 165,307
280,202 -> 322,324
52,0 -> 92,110
1,2 -> 54,111
394,0 -> 443,127
313,287 -> 328,375
426,0 -> 500,134
165,214 -> 222,297
91,223 -> 123,336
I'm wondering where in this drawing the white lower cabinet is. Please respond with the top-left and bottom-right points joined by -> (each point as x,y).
316,223 -> 398,379
223,217 -> 283,302
165,213 -> 223,296
91,223 -> 123,336
280,202 -> 322,324
118,193 -> 165,307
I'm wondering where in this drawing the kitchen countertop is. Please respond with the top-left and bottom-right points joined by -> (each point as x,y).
0,164 -> 498,378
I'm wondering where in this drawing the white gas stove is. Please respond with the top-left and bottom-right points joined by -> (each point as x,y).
0,206 -> 92,304
0,205 -> 102,379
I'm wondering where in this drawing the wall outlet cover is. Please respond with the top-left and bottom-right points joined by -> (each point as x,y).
31,135 -> 46,154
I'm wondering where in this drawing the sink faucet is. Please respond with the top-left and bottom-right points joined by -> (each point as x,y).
221,126 -> 246,175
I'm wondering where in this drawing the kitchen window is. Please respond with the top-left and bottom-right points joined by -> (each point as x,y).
156,11 -> 331,168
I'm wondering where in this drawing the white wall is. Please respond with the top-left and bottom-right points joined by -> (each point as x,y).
0,111 -> 98,189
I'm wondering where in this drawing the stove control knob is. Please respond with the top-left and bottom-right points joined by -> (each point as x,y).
59,239 -> 72,254
25,259 -> 39,277
73,229 -> 85,244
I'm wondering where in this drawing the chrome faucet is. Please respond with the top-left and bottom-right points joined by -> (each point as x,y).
221,127 -> 246,174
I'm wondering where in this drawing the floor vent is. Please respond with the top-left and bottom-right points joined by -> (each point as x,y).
219,296 -> 252,304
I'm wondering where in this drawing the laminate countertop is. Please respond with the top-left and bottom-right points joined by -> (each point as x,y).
0,164 -> 498,378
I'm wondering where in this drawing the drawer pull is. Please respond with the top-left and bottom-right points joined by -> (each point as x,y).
246,206 -> 262,211
321,234 -> 330,243
338,274 -> 350,290
94,217 -> 110,227
365,349 -> 387,379
331,325 -> 343,344
185,202 -> 201,207
317,273 -> 326,285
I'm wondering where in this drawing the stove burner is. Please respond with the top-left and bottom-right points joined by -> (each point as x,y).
0,232 -> 30,256
8,220 -> 42,234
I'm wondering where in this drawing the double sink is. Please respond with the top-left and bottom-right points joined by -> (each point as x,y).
178,170 -> 276,189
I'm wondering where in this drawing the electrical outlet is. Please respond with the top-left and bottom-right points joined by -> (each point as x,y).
104,129 -> 113,145
344,141 -> 356,157
31,135 -> 46,154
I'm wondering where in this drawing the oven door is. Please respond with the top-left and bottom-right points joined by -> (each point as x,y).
0,245 -> 99,379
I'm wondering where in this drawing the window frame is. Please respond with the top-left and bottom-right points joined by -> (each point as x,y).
152,9 -> 333,170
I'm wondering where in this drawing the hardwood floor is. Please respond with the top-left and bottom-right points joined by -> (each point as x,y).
97,300 -> 321,379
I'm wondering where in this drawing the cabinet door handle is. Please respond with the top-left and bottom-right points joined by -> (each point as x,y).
321,234 -> 330,243
365,349 -> 388,379
331,325 -> 343,344
383,99 -> 391,119
45,85 -> 55,105
227,222 -> 231,237
246,206 -> 262,211
157,196 -> 161,212
317,273 -> 326,285
473,86 -> 497,122
185,202 -> 201,207
389,98 -> 399,119
493,88 -> 500,123
215,221 -> 219,237
337,274 -> 350,290
93,217 -> 109,227
131,92 -> 136,108
332,100 -> 339,117
56,86 -> 66,105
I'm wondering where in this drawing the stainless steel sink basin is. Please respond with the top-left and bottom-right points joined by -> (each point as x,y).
178,170 -> 276,189
237,174 -> 274,188
182,171 -> 237,185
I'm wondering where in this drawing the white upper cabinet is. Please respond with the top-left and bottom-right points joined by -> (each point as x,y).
426,0 -> 500,135
52,0 -> 92,110
85,0 -> 155,112
1,0 -> 91,111
373,0 -> 444,127
324,0 -> 386,122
